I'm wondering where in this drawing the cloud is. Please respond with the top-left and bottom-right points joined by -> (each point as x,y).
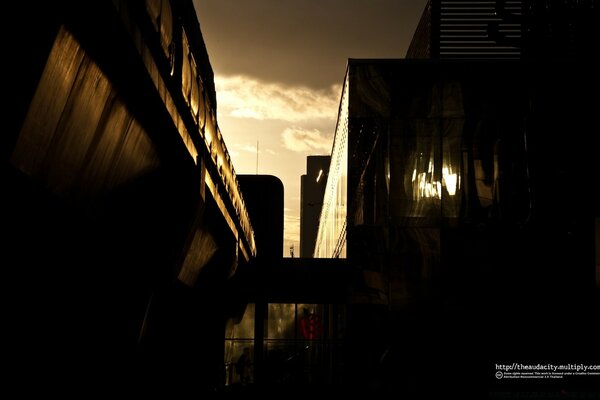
234,143 -> 277,156
239,143 -> 258,153
281,127 -> 332,153
216,75 -> 340,122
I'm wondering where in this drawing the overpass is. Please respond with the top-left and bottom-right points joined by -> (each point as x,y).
3,0 -> 255,393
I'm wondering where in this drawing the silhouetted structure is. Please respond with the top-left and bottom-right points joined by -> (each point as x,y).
407,0 -> 600,60
312,1 -> 600,395
315,58 -> 600,395
5,1 -> 599,396
223,175 -> 349,392
239,175 -> 284,261
3,0 -> 255,395
300,156 -> 330,258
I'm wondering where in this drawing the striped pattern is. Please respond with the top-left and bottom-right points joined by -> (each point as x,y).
436,0 -> 522,59
408,0 -> 600,59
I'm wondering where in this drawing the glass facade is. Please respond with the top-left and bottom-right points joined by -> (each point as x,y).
224,303 -> 346,387
315,60 -> 547,306
224,304 -> 255,385
264,303 -> 345,386
314,78 -> 349,258
311,58 -> 600,393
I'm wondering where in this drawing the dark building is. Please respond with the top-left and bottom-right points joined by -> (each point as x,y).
407,0 -> 600,60
239,175 -> 284,261
315,59 -> 600,394
300,155 -> 330,258
3,1 -> 348,395
311,1 -> 600,395
223,175 -> 350,393
3,0 -> 255,395
224,175 -> 283,387
6,0 -> 599,396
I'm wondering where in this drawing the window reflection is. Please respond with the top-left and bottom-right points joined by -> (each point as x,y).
266,303 -> 295,340
315,79 -> 349,258
224,304 -> 255,386
264,303 -> 344,386
224,303 -> 345,387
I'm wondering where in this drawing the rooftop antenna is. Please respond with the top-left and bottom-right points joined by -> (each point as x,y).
256,140 -> 259,175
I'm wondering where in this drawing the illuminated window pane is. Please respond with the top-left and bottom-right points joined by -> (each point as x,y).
266,303 -> 295,339
190,57 -> 199,120
224,340 -> 253,386
181,29 -> 192,106
159,0 -> 172,58
441,118 -> 463,217
197,82 -> 207,130
315,79 -> 349,258
225,303 -> 255,340
296,304 -> 323,340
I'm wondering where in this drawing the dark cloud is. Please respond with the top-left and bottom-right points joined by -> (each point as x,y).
194,0 -> 427,89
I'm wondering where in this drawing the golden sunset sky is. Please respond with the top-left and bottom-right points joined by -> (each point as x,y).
194,0 -> 428,256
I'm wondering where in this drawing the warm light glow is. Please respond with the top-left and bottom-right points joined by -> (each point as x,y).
215,75 -> 340,122
410,158 -> 460,200
314,78 -> 349,259
316,169 -> 323,183
442,166 -> 458,196
412,169 -> 441,199
205,128 -> 213,147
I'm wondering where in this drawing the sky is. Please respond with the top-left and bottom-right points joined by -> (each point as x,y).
193,0 -> 428,256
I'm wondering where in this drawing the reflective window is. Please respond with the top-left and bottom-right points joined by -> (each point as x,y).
264,303 -> 343,386
224,304 -> 255,386
314,79 -> 349,258
181,29 -> 192,108
266,303 -> 295,339
224,303 -> 345,387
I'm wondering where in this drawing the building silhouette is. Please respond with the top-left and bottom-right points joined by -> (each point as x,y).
407,0 -> 600,60
314,1 -> 600,392
4,0 -> 599,396
315,55 -> 600,396
300,155 -> 331,258
3,0 -> 255,395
